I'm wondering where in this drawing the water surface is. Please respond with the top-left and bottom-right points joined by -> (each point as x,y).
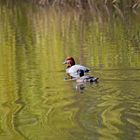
0,3 -> 140,140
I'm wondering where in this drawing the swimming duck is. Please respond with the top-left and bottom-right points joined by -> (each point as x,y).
63,57 -> 90,78
76,69 -> 99,83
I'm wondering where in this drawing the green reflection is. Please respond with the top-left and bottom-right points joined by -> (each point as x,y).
0,2 -> 140,140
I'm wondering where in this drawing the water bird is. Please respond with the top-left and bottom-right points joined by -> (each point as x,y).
63,57 -> 90,78
76,69 -> 99,83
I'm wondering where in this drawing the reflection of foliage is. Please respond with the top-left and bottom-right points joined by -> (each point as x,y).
32,0 -> 140,10
1,0 -> 140,20
1,0 -> 140,11
0,2 -> 140,140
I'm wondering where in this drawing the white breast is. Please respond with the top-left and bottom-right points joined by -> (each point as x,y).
66,65 -> 90,78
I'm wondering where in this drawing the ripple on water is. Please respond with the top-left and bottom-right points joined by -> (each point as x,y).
71,80 -> 140,140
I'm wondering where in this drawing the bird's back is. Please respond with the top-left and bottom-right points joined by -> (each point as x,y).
67,65 -> 90,78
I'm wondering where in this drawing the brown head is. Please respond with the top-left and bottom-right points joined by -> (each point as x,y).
63,57 -> 75,67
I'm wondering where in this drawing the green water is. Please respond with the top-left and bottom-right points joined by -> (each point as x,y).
0,3 -> 140,140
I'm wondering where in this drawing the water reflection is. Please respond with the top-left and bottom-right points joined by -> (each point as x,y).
74,80 -> 99,94
75,83 -> 86,93
0,2 -> 140,140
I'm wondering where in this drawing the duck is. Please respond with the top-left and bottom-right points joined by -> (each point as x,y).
63,57 -> 90,78
76,69 -> 99,83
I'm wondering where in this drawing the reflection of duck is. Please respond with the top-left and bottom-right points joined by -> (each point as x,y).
76,69 -> 99,83
75,83 -> 85,93
63,57 -> 90,78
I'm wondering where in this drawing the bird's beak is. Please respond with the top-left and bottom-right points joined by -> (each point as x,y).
63,61 -> 67,64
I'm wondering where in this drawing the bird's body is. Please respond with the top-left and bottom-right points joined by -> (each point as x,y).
76,76 -> 99,83
66,64 -> 90,78
63,57 -> 90,78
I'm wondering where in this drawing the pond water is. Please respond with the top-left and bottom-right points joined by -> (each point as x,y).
0,2 -> 140,140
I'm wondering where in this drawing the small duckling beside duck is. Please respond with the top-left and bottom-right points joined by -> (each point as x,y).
63,57 -> 90,78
